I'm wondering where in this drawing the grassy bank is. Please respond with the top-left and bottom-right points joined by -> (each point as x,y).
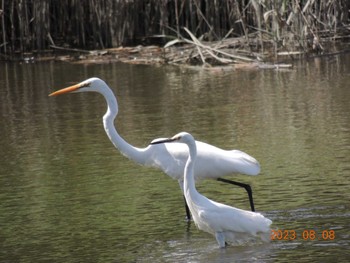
1,0 -> 349,63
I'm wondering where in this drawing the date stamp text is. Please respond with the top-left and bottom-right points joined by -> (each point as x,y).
271,229 -> 335,241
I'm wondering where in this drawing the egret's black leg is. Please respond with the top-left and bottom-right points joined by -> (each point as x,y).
217,178 -> 255,212
183,196 -> 191,221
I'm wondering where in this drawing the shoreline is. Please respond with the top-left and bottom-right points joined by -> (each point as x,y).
2,38 -> 350,70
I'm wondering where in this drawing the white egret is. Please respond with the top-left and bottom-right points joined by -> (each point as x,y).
151,132 -> 272,248
49,77 -> 261,219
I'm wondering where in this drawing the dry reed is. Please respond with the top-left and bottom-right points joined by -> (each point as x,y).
0,0 -> 349,60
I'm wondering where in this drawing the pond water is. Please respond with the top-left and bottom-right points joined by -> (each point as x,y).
0,55 -> 349,262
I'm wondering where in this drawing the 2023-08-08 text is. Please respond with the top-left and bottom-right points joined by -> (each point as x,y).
271,229 -> 335,241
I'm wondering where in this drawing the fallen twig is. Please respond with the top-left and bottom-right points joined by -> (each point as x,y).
50,45 -> 92,53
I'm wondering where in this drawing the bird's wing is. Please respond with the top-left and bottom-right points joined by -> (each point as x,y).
199,201 -> 271,234
193,141 -> 260,178
143,139 -> 260,180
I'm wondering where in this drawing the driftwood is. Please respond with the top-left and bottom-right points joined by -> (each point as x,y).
33,27 -> 350,70
50,45 -> 91,54
43,26 -> 295,69
162,27 -> 294,69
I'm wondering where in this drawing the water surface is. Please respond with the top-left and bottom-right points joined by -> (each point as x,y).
0,56 -> 349,262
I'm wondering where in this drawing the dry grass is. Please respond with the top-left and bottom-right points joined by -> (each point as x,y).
0,0 -> 349,61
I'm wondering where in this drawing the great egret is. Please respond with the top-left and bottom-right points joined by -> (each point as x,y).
49,77 -> 260,219
151,132 -> 272,248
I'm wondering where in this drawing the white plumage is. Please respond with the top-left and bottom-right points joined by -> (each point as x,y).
49,77 -> 261,218
151,132 -> 272,248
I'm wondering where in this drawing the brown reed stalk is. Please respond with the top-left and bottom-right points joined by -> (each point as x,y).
0,0 -> 348,57
1,0 -> 6,54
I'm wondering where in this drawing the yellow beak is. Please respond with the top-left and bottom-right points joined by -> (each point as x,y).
49,83 -> 82,97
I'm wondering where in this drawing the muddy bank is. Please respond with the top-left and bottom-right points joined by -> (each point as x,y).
1,0 -> 349,68
15,32 -> 349,72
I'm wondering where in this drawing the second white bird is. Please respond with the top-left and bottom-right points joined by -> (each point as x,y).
151,132 -> 272,248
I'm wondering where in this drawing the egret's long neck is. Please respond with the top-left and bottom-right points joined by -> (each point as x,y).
184,141 -> 201,202
102,89 -> 147,165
